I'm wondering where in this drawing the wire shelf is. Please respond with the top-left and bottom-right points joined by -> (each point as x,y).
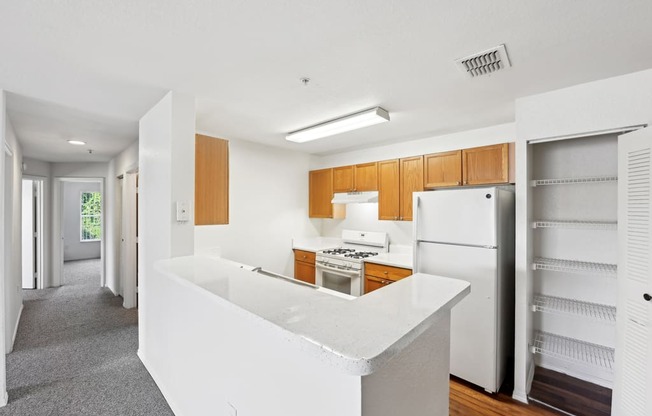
530,331 -> 615,371
532,257 -> 617,276
532,294 -> 617,323
532,220 -> 617,230
531,176 -> 618,187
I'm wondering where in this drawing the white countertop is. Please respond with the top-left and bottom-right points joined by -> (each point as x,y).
291,236 -> 342,252
365,253 -> 413,269
156,255 -> 469,376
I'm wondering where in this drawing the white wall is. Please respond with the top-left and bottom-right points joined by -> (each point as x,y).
138,91 -> 195,365
512,67 -> 652,402
106,140 -> 138,295
3,112 -> 23,355
0,89 -> 6,406
194,138 -> 320,275
62,181 -> 101,261
313,123 -> 516,246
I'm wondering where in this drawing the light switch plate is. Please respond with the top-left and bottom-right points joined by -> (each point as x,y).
176,201 -> 190,222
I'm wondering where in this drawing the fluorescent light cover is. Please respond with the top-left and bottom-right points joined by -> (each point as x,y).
67,140 -> 86,145
286,107 -> 390,143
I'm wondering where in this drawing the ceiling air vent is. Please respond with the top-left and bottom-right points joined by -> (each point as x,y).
455,44 -> 511,77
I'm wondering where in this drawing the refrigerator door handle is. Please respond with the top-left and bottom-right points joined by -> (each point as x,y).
416,239 -> 498,250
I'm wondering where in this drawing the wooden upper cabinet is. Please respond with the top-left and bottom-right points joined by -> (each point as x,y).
309,168 -> 333,218
354,162 -> 378,191
424,150 -> 462,188
399,156 -> 424,221
333,166 -> 355,193
195,134 -> 229,225
378,159 -> 400,220
462,143 -> 514,185
333,163 -> 378,192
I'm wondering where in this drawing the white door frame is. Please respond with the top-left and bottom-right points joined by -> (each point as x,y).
121,172 -> 138,308
22,176 -> 45,289
53,177 -> 105,287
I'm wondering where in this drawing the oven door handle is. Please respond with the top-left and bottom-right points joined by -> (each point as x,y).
316,262 -> 360,277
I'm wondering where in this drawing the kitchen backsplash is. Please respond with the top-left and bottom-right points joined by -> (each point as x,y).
320,203 -> 413,246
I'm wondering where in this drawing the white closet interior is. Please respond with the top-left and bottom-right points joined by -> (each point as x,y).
529,133 -> 618,389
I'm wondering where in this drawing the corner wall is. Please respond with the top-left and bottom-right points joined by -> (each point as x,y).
193,138 -> 320,276
106,140 -> 138,296
5,117 -> 23,353
138,91 -> 195,372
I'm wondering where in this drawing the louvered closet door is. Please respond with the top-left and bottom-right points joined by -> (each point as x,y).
613,128 -> 652,416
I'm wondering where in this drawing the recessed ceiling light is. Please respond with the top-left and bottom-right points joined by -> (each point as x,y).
67,140 -> 86,146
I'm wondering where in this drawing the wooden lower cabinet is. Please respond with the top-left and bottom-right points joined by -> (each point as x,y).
293,249 -> 316,284
364,262 -> 412,294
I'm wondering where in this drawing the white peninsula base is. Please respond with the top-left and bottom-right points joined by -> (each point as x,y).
140,256 -> 468,416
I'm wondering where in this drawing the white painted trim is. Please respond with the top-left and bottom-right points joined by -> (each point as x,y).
527,124 -> 646,144
10,304 -> 23,351
137,351 -> 182,416
0,390 -> 7,407
511,359 -> 534,403
122,173 -> 137,309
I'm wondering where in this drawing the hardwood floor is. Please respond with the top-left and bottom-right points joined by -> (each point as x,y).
450,377 -> 560,416
529,367 -> 612,416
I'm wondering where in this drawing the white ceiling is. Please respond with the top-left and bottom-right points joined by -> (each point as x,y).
2,1 -> 652,161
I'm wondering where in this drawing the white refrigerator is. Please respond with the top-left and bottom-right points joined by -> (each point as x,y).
413,187 -> 515,393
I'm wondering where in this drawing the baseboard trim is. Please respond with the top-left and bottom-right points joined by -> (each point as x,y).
512,360 -> 535,404
137,350 -> 183,416
9,304 -> 24,353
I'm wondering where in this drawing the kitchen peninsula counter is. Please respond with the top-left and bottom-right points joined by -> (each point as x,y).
147,255 -> 469,416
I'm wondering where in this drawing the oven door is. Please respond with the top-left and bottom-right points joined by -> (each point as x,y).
315,262 -> 361,297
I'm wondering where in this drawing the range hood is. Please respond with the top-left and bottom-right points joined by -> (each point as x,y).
331,191 -> 379,204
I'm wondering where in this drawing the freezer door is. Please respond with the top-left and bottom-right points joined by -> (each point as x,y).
416,241 -> 499,392
414,188 -> 497,247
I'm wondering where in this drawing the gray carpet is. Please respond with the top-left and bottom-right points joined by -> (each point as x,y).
0,259 -> 174,416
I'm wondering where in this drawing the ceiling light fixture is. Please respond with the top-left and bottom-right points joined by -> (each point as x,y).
67,140 -> 86,145
286,107 -> 390,143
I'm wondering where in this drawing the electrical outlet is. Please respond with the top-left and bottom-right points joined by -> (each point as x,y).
227,402 -> 237,416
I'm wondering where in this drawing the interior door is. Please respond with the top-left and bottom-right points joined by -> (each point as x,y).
416,241 -> 499,391
613,128 -> 652,416
21,180 -> 35,289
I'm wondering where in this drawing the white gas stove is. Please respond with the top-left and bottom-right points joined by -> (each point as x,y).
315,230 -> 388,296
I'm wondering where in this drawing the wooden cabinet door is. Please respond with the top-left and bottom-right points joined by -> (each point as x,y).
332,166 -> 355,193
354,162 -> 378,191
399,156 -> 424,221
462,143 -> 509,185
364,262 -> 412,281
424,150 -> 462,188
195,134 -> 229,225
378,159 -> 400,220
295,260 -> 315,284
364,275 -> 393,294
309,169 -> 333,218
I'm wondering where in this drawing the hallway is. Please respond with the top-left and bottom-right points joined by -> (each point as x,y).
0,259 -> 173,415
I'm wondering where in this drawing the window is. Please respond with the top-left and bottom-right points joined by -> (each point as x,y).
80,191 -> 102,241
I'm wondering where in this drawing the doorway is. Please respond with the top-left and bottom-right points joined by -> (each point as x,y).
120,171 -> 138,309
21,178 -> 44,290
53,177 -> 105,287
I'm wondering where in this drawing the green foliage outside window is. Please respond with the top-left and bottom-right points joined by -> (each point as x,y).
81,192 -> 102,241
